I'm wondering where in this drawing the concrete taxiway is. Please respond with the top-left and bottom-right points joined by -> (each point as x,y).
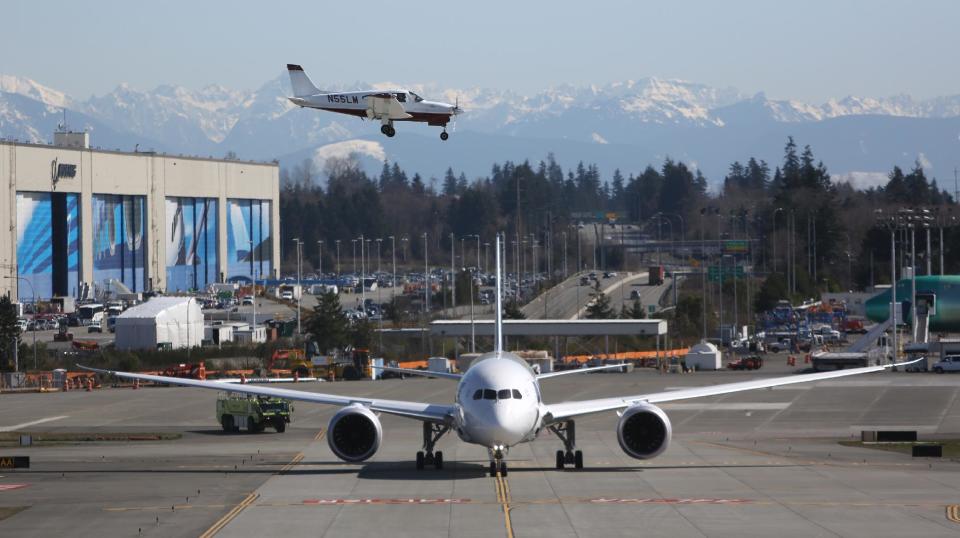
1,363 -> 960,537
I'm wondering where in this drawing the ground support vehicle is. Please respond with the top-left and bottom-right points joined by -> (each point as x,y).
727,356 -> 763,370
217,394 -> 292,433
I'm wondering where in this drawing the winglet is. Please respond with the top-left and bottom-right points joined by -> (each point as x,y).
286,64 -> 303,71
495,233 -> 503,354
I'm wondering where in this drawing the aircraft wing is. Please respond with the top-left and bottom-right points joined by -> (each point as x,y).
373,366 -> 462,380
543,359 -> 920,424
536,363 -> 627,379
78,365 -> 456,423
365,94 -> 412,120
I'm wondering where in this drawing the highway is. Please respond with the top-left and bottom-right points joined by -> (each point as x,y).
522,271 -> 675,319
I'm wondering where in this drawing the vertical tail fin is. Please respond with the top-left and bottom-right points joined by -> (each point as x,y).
286,64 -> 322,97
495,233 -> 503,354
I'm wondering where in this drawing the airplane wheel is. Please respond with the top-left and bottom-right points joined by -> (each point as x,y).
434,451 -> 443,469
489,462 -> 497,477
385,126 -> 396,137
574,450 -> 583,469
500,461 -> 508,476
416,451 -> 425,470
222,415 -> 233,432
440,131 -> 449,141
556,450 -> 565,469
380,125 -> 390,135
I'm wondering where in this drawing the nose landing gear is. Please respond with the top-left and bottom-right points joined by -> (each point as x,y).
440,130 -> 449,141
550,420 -> 583,469
415,422 -> 449,470
488,446 -> 508,476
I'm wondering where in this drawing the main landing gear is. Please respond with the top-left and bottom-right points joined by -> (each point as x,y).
550,420 -> 583,470
489,446 -> 507,477
416,422 -> 449,470
380,124 -> 396,138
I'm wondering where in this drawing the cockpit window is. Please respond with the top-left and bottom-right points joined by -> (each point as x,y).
410,92 -> 423,102
473,389 -> 483,400
512,389 -> 522,399
498,389 -> 512,400
395,92 -> 406,103
483,389 -> 497,400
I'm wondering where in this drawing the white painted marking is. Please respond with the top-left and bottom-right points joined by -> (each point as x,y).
0,415 -> 68,432
660,403 -> 790,411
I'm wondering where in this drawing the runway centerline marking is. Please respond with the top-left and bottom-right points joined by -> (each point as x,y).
199,491 -> 258,538
947,505 -> 960,524
0,415 -> 68,432
493,471 -> 515,538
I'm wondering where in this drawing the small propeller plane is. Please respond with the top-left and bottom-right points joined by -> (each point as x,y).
286,64 -> 462,140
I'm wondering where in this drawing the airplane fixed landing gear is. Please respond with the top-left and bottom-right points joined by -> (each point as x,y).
380,124 -> 396,138
440,130 -> 449,141
416,422 -> 449,470
549,420 -> 583,469
489,446 -> 507,477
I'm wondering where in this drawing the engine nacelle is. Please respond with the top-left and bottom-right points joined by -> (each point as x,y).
327,405 -> 382,462
617,403 -> 672,460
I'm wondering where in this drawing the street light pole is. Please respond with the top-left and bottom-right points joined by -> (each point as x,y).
317,240 -> 323,279
423,232 -> 430,313
293,238 -> 302,335
335,240 -> 341,283
450,232 -> 456,312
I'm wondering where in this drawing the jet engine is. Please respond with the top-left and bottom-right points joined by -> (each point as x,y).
327,405 -> 382,462
616,403 -> 672,459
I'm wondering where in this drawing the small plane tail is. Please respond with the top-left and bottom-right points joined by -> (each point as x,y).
494,233 -> 503,354
286,64 -> 322,97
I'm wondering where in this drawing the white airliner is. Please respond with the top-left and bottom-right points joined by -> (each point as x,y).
285,64 -> 462,140
82,235 -> 915,477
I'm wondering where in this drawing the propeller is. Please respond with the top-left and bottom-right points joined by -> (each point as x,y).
452,95 -> 462,133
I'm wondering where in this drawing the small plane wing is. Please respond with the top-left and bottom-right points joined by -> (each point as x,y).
373,366 -> 462,380
543,359 -> 922,424
536,363 -> 627,380
78,365 -> 455,423
365,94 -> 412,120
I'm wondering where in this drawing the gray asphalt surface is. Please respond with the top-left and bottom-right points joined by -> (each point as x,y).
2,362 -> 960,537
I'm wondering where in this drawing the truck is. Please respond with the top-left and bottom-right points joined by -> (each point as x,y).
217,394 -> 292,433
648,266 -> 665,285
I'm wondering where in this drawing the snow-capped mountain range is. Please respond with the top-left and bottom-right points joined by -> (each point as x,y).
2,72 -> 959,188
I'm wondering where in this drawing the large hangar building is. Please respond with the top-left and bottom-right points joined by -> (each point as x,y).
0,131 -> 280,302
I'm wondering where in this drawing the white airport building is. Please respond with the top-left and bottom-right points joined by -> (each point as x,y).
0,131 -> 280,302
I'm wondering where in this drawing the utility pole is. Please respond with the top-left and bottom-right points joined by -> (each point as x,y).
335,239 -> 341,281
562,231 -> 568,279
293,238 -> 302,335
389,236 -> 396,297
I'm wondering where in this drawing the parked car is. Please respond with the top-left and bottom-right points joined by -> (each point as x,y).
241,296 -> 255,306
933,355 -> 960,374
88,321 -> 103,333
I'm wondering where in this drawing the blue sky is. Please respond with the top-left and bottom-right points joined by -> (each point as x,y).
6,0 -> 959,101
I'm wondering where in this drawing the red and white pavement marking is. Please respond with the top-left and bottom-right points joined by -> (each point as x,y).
589,498 -> 753,505
301,498 -> 469,505
0,484 -> 28,492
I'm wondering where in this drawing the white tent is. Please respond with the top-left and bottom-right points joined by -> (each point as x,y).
115,297 -> 204,350
685,342 -> 722,371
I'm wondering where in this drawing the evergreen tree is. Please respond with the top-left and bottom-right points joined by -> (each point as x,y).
306,290 -> 349,354
504,300 -> 526,319
585,281 -> 615,319
621,298 -> 646,319
0,296 -> 19,371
